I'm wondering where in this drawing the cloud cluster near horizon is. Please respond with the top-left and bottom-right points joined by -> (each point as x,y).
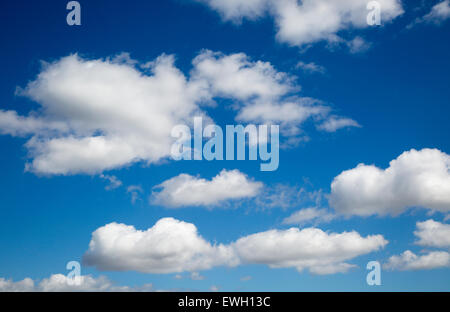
0,274 -> 154,292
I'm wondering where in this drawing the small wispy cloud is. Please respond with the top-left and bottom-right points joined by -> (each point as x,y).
100,174 -> 123,190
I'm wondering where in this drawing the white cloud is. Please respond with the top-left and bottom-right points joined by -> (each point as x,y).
346,36 -> 372,54
282,207 -> 335,226
0,53 -> 206,175
330,148 -> 450,216
196,0 -> 403,48
151,169 -> 263,208
0,274 -> 153,292
0,277 -> 35,292
1,51 -> 359,174
192,50 -> 359,142
425,0 -> 450,23
84,217 -> 388,275
100,174 -> 122,190
255,185 -> 325,211
233,227 -> 387,275
190,272 -> 205,280
296,61 -> 326,74
384,250 -> 450,271
414,219 -> 450,249
83,217 -> 239,273
317,115 -> 361,132
384,220 -> 450,271
191,50 -> 293,101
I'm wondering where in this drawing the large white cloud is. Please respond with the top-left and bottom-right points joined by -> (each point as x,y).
84,217 -> 387,275
233,227 -> 387,275
0,51 -> 358,174
1,53 -> 206,175
151,169 -> 263,208
0,274 -> 153,292
83,218 -> 239,273
330,148 -> 450,216
196,0 -> 403,48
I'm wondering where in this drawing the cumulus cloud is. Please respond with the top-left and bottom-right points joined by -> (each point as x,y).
83,218 -> 239,273
346,36 -> 372,54
0,51 -> 359,174
191,50 -> 293,102
330,148 -> 450,216
151,169 -> 263,208
282,207 -> 335,226
233,227 -> 387,275
0,274 -> 153,292
384,250 -> 450,271
196,0 -> 403,48
0,53 -> 206,175
84,217 -> 387,275
414,219 -> 450,249
384,220 -> 450,271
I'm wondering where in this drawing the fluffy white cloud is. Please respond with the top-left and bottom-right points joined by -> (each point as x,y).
84,217 -> 387,275
0,277 -> 35,292
192,50 -> 293,101
384,220 -> 450,271
0,51 -> 358,174
0,274 -> 153,292
192,50 -> 359,141
233,227 -> 387,275
0,53 -> 206,175
83,218 -> 239,273
330,148 -> 450,216
282,207 -> 335,226
384,250 -> 450,271
414,219 -> 450,249
196,0 -> 403,48
151,169 -> 263,208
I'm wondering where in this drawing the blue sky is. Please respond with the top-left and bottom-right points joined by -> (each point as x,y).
0,0 -> 450,291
